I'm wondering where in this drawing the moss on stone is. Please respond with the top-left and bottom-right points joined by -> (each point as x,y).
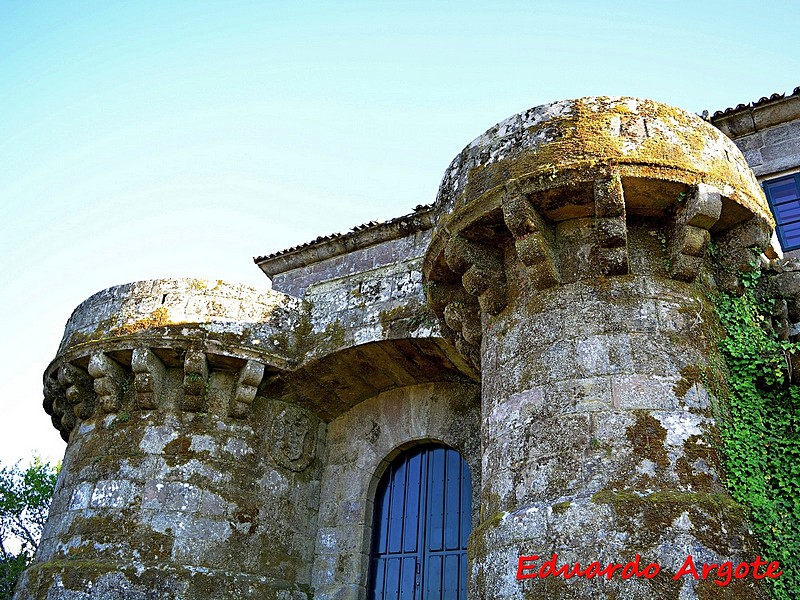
189,279 -> 209,292
378,303 -> 435,337
231,503 -> 259,536
551,501 -> 571,515
457,98 -> 769,226
674,433 -> 724,491
592,488 -> 749,556
591,488 -> 737,508
21,559 -> 314,598
696,577 -> 765,600
63,511 -> 174,563
674,364 -> 703,397
163,435 -> 191,456
268,302 -> 346,367
22,559 -> 120,592
625,410 -> 669,469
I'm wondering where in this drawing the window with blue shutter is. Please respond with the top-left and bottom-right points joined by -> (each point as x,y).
764,174 -> 800,251
368,445 -> 472,600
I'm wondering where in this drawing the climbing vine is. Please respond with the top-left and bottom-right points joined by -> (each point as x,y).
713,267 -> 800,599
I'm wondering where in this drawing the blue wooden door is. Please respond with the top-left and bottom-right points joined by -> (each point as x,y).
368,445 -> 472,599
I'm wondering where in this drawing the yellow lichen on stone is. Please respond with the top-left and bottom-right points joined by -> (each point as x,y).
114,307 -> 171,336
459,97 -> 771,225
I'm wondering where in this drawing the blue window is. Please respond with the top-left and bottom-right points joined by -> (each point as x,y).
368,445 -> 472,599
764,174 -> 800,251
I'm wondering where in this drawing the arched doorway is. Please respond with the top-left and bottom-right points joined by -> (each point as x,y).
368,444 -> 472,599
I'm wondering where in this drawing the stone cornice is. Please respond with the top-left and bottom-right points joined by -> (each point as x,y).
43,276 -> 478,440
423,97 -> 775,369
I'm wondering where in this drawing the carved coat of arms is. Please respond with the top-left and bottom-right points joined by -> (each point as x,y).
270,404 -> 315,472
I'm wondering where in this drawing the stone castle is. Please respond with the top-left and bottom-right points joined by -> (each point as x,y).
14,93 -> 800,599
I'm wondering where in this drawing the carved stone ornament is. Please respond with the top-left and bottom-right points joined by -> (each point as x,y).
269,404 -> 315,472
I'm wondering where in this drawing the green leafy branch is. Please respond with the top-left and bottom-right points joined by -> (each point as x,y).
713,268 -> 800,600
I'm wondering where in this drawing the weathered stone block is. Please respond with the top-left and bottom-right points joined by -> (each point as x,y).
513,232 -> 548,264
761,137 -> 800,164
596,217 -> 627,248
142,480 -> 202,512
68,482 -> 94,511
597,245 -> 630,276
611,374 -> 679,410
526,414 -> 591,460
89,479 -> 136,509
576,334 -> 634,377
549,377 -> 612,413
594,172 -> 625,218
681,184 -> 722,229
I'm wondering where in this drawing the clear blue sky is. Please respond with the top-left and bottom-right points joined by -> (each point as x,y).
1,0 -> 798,466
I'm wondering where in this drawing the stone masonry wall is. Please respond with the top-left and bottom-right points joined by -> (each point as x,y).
57,278 -> 298,359
17,279 -> 324,599
18,387 -> 324,598
272,230 -> 439,347
728,118 -> 800,178
270,229 -> 433,300
711,91 -> 800,178
310,382 -> 480,600
476,257 -> 757,598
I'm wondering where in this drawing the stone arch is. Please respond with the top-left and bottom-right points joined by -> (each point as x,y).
365,436 -> 455,510
310,381 -> 480,600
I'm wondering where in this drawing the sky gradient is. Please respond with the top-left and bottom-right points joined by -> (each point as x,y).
1,0 -> 799,466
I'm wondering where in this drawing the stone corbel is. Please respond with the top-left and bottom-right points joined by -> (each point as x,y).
667,183 -> 722,282
502,179 -> 559,289
443,300 -> 482,346
131,348 -> 165,410
593,171 -> 629,276
88,352 -> 126,413
43,375 -> 69,440
183,349 -> 208,412
57,363 -> 93,432
42,374 -> 61,418
425,280 -> 462,316
714,215 -> 773,292
444,235 -> 507,315
425,280 -> 482,367
230,360 -> 265,419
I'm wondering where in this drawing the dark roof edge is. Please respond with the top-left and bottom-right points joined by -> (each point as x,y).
254,204 -> 435,277
707,86 -> 800,138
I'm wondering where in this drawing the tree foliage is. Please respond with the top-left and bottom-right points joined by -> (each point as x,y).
0,458 -> 60,598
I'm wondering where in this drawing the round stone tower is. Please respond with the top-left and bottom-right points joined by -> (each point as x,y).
16,279 -> 319,599
423,97 -> 774,598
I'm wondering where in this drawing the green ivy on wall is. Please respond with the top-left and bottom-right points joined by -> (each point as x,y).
713,268 -> 800,599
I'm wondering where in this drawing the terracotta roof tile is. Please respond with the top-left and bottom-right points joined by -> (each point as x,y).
253,204 -> 434,263
710,86 -> 800,118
